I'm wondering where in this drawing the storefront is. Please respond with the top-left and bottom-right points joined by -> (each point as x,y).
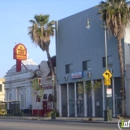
58,71 -> 121,117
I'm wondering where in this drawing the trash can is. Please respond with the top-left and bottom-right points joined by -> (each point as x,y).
104,109 -> 112,121
51,112 -> 56,119
108,110 -> 112,121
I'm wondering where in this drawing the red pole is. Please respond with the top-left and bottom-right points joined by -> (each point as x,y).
16,60 -> 21,72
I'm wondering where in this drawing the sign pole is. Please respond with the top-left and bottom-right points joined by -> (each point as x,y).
104,23 -> 109,121
13,43 -> 27,72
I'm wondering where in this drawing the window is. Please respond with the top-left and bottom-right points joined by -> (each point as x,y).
21,93 -> 26,108
48,94 -> 53,102
9,93 -> 12,100
36,95 -> 41,102
108,56 -> 112,67
0,84 -> 2,92
65,64 -> 72,74
82,60 -> 91,71
43,94 -> 47,99
102,56 -> 112,68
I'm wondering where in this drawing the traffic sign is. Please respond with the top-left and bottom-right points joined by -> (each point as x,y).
104,78 -> 111,86
102,70 -> 112,79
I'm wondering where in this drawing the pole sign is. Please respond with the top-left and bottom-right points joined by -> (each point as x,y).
13,43 -> 27,60
102,70 -> 112,86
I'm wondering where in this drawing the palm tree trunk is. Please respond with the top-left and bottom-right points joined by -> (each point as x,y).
45,47 -> 56,113
117,38 -> 125,116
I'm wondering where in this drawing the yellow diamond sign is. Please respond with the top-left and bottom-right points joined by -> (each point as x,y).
102,70 -> 112,79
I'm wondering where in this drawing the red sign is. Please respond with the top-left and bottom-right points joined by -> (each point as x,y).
13,43 -> 27,60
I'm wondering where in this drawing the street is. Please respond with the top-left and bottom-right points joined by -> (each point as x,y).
0,119 -> 119,130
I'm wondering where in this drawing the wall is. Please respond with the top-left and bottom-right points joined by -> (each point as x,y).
61,84 -> 67,116
0,78 -> 5,101
56,7 -> 121,85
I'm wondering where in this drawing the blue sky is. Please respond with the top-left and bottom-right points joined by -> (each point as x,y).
0,0 -> 102,78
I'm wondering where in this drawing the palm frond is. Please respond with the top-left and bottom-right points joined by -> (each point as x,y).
98,0 -> 130,39
28,14 -> 55,51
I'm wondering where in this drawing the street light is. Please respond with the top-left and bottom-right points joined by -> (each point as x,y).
86,18 -> 109,121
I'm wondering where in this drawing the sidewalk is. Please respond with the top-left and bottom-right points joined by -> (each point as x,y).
0,116 -> 123,124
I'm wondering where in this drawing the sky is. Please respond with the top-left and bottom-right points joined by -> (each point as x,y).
0,0 -> 103,78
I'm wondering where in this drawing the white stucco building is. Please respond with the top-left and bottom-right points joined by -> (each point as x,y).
4,55 -> 56,116
0,78 -> 5,101
4,56 -> 38,114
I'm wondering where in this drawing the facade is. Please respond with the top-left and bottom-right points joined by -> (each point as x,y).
4,55 -> 56,116
32,57 -> 56,116
32,76 -> 54,116
4,57 -> 38,114
0,78 -> 5,101
56,7 -> 130,117
32,60 -> 54,116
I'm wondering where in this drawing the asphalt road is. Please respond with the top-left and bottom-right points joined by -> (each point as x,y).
0,119 -> 119,130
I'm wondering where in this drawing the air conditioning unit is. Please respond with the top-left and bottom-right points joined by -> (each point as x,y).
64,76 -> 68,80
109,69 -> 113,74
87,72 -> 92,78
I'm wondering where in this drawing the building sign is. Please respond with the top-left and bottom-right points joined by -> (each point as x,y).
71,71 -> 83,79
107,88 -> 112,97
13,43 -> 27,60
43,85 -> 52,90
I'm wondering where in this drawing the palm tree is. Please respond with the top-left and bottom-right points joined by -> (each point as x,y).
28,14 -> 56,112
98,0 -> 130,116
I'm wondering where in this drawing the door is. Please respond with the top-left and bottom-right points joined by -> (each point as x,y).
77,82 -> 84,117
43,101 -> 47,116
69,83 -> 75,117
115,96 -> 121,116
77,99 -> 84,117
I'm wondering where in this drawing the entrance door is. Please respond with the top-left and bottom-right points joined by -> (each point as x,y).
61,85 -> 67,116
115,97 -> 121,116
69,84 -> 75,117
43,101 -> 47,116
77,99 -> 84,117
77,82 -> 84,117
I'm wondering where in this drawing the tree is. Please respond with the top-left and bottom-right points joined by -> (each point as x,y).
28,14 -> 56,113
98,0 -> 130,116
32,78 -> 43,96
32,77 -> 44,117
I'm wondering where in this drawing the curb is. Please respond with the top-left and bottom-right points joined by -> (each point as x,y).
0,116 -> 118,124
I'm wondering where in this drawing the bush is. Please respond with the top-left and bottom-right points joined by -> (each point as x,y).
45,111 -> 59,117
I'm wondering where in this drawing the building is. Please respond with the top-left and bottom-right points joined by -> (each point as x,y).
4,54 -> 56,116
4,56 -> 38,114
32,59 -> 56,116
56,6 -> 130,117
0,78 -> 5,101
